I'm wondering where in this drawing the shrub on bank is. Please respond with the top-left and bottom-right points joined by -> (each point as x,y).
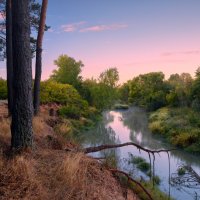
149,107 -> 200,153
0,78 -> 7,100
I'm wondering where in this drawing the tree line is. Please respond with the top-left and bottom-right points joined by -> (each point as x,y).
119,69 -> 200,112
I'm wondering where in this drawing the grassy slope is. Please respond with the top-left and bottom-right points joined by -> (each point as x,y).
0,104 -> 138,200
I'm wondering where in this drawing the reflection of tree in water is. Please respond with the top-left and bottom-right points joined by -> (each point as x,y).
122,107 -> 149,133
81,124 -> 119,146
102,111 -> 114,125
121,107 -> 154,147
170,150 -> 200,167
77,112 -> 120,163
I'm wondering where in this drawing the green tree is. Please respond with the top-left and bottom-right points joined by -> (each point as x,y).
80,69 -> 119,110
191,68 -> 200,111
166,73 -> 193,107
118,82 -> 130,103
128,72 -> 168,111
50,55 -> 83,88
99,67 -> 119,88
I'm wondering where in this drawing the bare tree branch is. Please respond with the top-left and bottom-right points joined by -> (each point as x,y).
110,169 -> 153,200
83,142 -> 176,154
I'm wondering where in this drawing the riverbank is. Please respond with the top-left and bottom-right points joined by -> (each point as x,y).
149,107 -> 200,154
0,104 -> 139,200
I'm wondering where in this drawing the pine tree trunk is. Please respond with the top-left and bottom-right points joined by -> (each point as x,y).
6,0 -> 13,115
11,0 -> 33,149
33,0 -> 48,115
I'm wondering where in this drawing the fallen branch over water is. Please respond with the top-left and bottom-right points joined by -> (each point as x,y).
110,169 -> 153,200
83,142 -> 176,154
171,165 -> 200,189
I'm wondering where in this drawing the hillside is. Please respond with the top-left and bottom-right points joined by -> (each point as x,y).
0,103 -> 138,200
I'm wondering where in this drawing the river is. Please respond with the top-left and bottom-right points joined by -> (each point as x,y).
76,107 -> 200,200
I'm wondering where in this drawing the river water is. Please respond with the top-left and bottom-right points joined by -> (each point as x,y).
77,107 -> 200,200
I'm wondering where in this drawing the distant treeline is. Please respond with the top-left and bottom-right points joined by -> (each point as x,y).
119,68 -> 200,112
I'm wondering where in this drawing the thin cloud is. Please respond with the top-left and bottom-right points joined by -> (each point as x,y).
61,21 -> 86,32
80,24 -> 128,32
47,28 -> 54,33
162,50 -> 200,57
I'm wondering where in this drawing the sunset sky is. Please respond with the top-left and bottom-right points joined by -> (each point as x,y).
1,0 -> 200,83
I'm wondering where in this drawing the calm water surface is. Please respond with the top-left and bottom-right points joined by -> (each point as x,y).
77,107 -> 200,200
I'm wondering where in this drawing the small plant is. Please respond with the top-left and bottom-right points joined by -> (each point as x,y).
178,167 -> 186,176
129,156 -> 151,173
137,162 -> 150,172
153,175 -> 161,185
131,156 -> 146,164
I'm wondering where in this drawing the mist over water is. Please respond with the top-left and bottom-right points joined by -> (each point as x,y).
77,108 -> 200,200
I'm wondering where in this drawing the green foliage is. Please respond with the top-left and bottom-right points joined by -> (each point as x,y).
114,104 -> 129,110
137,162 -> 151,172
191,75 -> 200,111
166,73 -> 193,107
131,156 -> 146,164
40,80 -> 84,104
128,72 -> 168,111
129,181 -> 171,200
149,107 -> 200,154
59,105 -> 82,119
50,55 -> 83,88
99,67 -> 119,88
152,175 -> 161,185
81,77 -> 118,110
178,167 -> 186,176
0,78 -> 7,99
129,156 -> 151,173
118,82 -> 130,103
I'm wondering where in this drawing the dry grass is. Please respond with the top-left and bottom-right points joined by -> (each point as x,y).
33,116 -> 46,135
0,118 -> 10,137
0,104 -> 138,200
52,152 -> 126,200
0,155 -> 45,200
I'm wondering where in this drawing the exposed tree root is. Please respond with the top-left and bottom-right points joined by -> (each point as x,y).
110,169 -> 153,200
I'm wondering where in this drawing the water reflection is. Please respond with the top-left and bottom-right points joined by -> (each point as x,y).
79,108 -> 200,200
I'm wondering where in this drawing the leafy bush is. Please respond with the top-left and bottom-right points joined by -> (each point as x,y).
137,162 -> 150,172
153,175 -> 161,185
59,105 -> 81,119
131,156 -> 146,164
0,78 -> 7,99
178,167 -> 186,176
129,156 -> 150,172
149,107 -> 200,153
40,80 -> 85,104
148,121 -> 164,134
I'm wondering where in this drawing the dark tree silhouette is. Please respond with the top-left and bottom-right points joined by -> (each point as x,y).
33,0 -> 48,115
6,0 -> 13,114
11,0 -> 33,148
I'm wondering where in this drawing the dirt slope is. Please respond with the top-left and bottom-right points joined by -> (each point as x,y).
0,103 -> 138,200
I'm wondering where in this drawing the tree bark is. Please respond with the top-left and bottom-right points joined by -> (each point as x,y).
33,0 -> 48,115
11,0 -> 33,149
6,0 -> 13,115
